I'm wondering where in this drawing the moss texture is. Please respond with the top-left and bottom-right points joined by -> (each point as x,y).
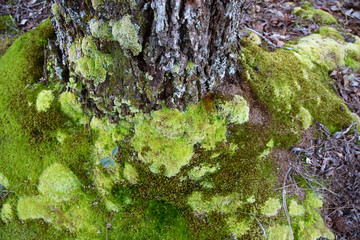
2,9 -> 359,239
293,4 -> 338,25
36,90 -> 54,112
110,15 -> 142,56
1,203 -> 13,224
131,99 -> 249,177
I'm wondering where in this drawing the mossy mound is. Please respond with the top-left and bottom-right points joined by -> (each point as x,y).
293,3 -> 338,25
2,10 -> 360,240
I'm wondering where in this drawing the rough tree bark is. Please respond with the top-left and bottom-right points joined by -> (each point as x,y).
52,0 -> 247,119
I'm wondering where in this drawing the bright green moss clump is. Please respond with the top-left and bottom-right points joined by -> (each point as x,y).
217,95 -> 249,124
268,224 -> 290,240
111,15 -> 142,56
68,36 -> 113,86
289,199 -> 305,217
242,33 -> 354,133
37,163 -> 81,201
187,191 -> 243,214
132,96 -> 249,178
187,163 -> 219,181
123,162 -> 139,184
1,203 -> 14,224
17,196 -> 51,221
260,197 -> 281,217
59,91 -> 87,124
132,104 -> 227,177
89,19 -> 112,40
0,172 -> 9,188
293,4 -> 338,24
36,90 -> 54,112
17,163 -> 105,237
292,27 -> 360,71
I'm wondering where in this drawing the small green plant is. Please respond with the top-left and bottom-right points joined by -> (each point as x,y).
100,146 -> 118,168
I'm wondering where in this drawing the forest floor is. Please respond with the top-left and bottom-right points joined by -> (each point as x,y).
242,1 -> 360,239
1,0 -> 360,239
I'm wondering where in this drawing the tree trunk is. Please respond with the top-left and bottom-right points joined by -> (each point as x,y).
52,0 -> 247,118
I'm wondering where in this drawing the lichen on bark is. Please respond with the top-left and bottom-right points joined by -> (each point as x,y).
52,0 -> 247,118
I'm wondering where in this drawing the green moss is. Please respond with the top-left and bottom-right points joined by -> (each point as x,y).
1,203 -> 14,224
0,20 -> 106,239
187,163 -> 219,181
242,36 -> 354,133
284,192 -> 335,240
226,216 -> 251,237
319,26 -> 343,40
293,5 -> 338,24
217,95 -> 250,124
123,162 -> 139,184
187,191 -> 243,214
289,26 -> 360,71
69,36 -> 113,85
260,197 -> 281,217
0,15 -> 15,34
51,4 -> 61,19
298,106 -> 313,129
111,200 -> 191,239
289,199 -> 305,217
89,19 -> 112,40
0,33 -> 18,56
90,117 -> 130,196
17,196 -> 51,221
186,61 -> 195,72
111,15 -> 142,56
248,32 -> 262,46
36,90 -> 54,112
0,172 -> 9,188
78,56 -> 107,83
17,164 -> 106,238
91,117 -> 130,156
81,36 -> 97,57
268,224 -> 290,240
38,163 -> 81,201
56,130 -> 67,144
132,104 -> 227,177
59,91 -> 87,124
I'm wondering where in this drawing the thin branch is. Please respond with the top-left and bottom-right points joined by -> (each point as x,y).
253,214 -> 267,239
244,26 -> 295,51
53,207 -> 77,230
283,167 -> 294,240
